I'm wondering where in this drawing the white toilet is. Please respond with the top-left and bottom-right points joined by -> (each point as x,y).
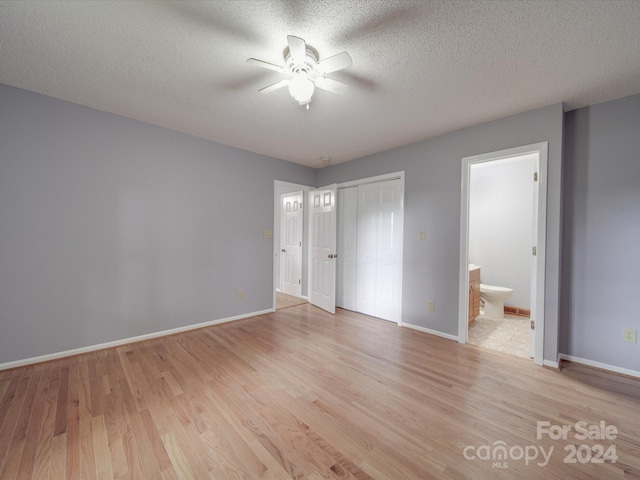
480,284 -> 513,318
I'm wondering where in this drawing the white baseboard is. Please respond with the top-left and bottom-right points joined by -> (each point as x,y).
0,309 -> 273,371
543,359 -> 560,369
301,295 -> 309,301
559,354 -> 640,379
402,322 -> 458,341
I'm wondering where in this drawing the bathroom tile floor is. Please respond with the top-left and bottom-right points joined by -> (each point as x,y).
468,312 -> 531,359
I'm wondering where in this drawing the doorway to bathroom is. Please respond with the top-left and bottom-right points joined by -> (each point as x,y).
458,143 -> 548,365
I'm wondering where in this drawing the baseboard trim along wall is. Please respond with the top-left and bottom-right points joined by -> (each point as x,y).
402,323 -> 459,342
559,353 -> 640,379
6,313 -> 636,380
0,309 -> 274,371
503,306 -> 531,318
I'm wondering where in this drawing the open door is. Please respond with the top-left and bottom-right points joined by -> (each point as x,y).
309,185 -> 337,313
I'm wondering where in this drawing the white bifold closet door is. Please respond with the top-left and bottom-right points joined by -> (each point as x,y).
337,187 -> 358,311
337,178 -> 403,323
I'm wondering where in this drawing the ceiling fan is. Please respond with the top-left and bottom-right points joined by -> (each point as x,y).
247,35 -> 353,108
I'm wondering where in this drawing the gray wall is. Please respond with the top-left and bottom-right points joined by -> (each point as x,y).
562,94 -> 640,371
318,104 -> 564,364
0,84 -> 317,364
469,155 -> 535,310
7,82 -> 636,373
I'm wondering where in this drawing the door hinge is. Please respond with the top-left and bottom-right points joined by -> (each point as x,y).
299,241 -> 302,246
532,246 -> 537,256
530,320 -> 535,330
299,279 -> 301,284
534,172 -> 538,181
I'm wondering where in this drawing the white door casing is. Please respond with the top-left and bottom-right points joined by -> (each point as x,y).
273,180 -> 312,311
459,143 -> 547,365
309,186 -> 337,313
281,192 -> 303,298
530,155 -> 541,358
337,187 -> 357,310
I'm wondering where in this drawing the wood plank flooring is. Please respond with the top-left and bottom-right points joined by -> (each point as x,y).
276,292 -> 308,310
0,304 -> 639,479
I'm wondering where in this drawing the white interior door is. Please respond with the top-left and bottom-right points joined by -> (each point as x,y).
281,192 -> 303,298
337,187 -> 357,310
309,186 -> 337,313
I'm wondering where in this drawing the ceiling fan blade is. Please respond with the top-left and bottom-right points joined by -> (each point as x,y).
259,79 -> 290,94
287,35 -> 307,65
315,51 -> 353,74
314,77 -> 349,95
247,58 -> 285,72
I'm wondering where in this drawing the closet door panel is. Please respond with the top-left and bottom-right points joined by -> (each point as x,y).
375,179 -> 404,322
356,183 -> 378,317
337,187 -> 357,310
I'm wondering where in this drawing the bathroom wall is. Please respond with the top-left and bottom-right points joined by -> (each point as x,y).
469,155 -> 535,310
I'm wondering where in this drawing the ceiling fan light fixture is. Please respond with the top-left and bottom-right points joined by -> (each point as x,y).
249,35 -> 351,107
288,72 -> 315,104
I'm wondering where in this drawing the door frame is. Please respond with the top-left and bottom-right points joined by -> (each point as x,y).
458,143 -> 548,365
273,180 -> 313,311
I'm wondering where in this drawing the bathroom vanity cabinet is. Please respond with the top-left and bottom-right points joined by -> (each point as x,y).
468,267 -> 481,324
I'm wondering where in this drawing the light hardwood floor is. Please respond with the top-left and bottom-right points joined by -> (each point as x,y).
276,292 -> 308,310
1,304 -> 639,479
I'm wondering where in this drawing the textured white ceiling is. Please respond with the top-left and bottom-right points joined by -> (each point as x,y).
1,1 -> 639,168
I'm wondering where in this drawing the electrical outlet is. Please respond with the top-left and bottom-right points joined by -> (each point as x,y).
428,301 -> 435,311
419,230 -> 425,240
263,230 -> 272,239
623,328 -> 636,343
237,290 -> 244,300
